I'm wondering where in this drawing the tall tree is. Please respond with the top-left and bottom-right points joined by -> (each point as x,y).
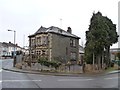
103,17 -> 119,67
85,11 -> 118,70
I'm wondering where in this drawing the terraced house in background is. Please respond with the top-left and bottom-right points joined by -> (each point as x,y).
28,26 -> 80,64
0,42 -> 26,58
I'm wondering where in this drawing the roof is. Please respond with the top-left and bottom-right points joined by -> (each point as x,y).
79,45 -> 84,54
29,26 -> 80,39
1,42 -> 21,48
110,48 -> 120,52
1,42 -> 8,47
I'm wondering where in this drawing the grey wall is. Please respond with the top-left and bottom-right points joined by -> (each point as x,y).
16,55 -> 23,63
51,33 -> 79,63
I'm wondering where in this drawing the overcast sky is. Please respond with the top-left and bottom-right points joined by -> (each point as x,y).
0,0 -> 119,48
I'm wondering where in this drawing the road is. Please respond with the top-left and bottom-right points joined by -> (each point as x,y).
0,59 -> 119,89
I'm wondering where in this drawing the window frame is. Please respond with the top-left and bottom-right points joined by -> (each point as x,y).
70,39 -> 76,47
70,52 -> 77,61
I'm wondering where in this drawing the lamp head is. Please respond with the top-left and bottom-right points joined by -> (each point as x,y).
8,30 -> 12,31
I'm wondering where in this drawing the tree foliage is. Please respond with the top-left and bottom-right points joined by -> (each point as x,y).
85,11 -> 118,68
38,57 -> 61,70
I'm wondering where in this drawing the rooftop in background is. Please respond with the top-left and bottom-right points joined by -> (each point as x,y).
110,48 -> 120,52
79,45 -> 84,54
1,42 -> 22,49
29,26 -> 80,39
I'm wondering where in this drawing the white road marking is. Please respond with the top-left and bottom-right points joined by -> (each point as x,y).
58,79 -> 93,81
2,80 -> 42,82
108,70 -> 120,74
104,77 -> 118,80
0,81 -> 2,83
39,75 -> 45,76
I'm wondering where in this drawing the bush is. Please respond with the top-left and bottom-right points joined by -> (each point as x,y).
38,57 -> 50,67
49,61 -> 61,69
38,57 -> 61,69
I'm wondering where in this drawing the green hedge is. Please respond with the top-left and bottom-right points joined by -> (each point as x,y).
38,57 -> 61,69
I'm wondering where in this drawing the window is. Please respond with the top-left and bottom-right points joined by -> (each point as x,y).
41,36 -> 48,45
31,38 -> 35,46
36,37 -> 41,46
70,39 -> 73,46
36,51 -> 38,55
36,50 -> 41,55
70,39 -> 76,47
42,50 -> 45,55
70,52 -> 76,60
39,51 -> 41,55
73,40 -> 76,47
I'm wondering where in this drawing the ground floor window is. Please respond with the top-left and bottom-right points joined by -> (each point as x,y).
70,52 -> 76,61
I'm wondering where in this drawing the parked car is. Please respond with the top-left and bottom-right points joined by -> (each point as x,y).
112,60 -> 120,66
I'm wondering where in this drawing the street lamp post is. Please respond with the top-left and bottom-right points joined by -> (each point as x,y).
8,29 -> 16,67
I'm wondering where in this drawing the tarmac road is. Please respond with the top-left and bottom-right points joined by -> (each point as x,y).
1,59 -> 119,89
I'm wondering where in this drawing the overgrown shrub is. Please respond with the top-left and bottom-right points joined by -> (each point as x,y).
38,57 -> 61,69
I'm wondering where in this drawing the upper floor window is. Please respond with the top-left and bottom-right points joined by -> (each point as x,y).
41,36 -> 48,45
73,40 -> 76,47
36,37 -> 41,46
70,39 -> 76,47
31,38 -> 35,46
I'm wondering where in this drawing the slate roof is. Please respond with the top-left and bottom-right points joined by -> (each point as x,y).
79,45 -> 84,54
29,26 -> 80,39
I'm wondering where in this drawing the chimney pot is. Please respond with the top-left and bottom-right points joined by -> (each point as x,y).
67,27 -> 72,34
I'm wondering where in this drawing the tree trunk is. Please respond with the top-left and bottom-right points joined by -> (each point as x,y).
93,53 -> 95,70
105,46 -> 110,67
102,51 -> 104,69
97,54 -> 101,70
96,55 -> 99,70
98,55 -> 101,70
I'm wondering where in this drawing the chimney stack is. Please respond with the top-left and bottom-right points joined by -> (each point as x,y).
67,27 -> 72,34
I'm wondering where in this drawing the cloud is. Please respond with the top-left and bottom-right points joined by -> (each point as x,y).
0,0 -> 119,47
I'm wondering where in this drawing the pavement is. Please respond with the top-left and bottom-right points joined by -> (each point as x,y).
1,59 -> 120,77
2,63 -> 120,77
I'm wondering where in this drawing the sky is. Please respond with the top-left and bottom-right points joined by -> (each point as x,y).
0,0 -> 119,48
